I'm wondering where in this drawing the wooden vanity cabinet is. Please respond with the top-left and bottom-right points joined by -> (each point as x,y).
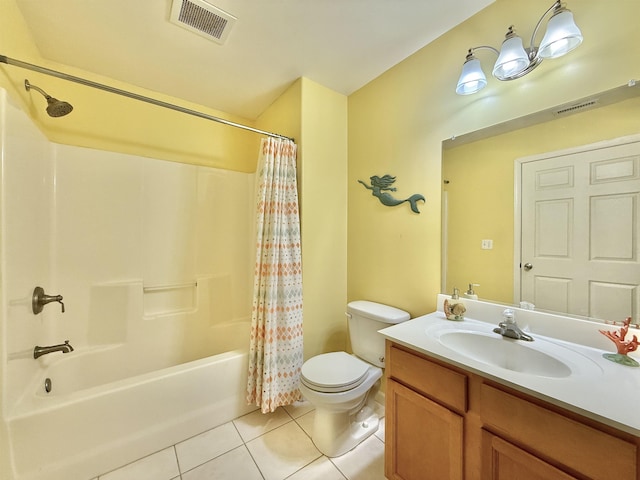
385,344 -> 467,480
386,380 -> 463,479
385,341 -> 640,480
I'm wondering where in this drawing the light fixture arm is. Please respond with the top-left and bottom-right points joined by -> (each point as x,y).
467,45 -> 500,58
528,0 -> 562,58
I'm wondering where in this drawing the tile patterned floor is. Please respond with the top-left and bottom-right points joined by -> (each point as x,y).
94,400 -> 386,480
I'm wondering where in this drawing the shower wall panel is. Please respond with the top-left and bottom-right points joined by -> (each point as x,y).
0,89 -> 53,415
1,87 -> 256,418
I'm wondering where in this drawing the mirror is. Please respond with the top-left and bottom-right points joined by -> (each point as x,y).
442,83 -> 640,324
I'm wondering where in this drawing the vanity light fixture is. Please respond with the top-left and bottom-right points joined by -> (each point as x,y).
456,1 -> 583,95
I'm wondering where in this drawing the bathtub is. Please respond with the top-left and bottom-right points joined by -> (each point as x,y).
6,346 -> 256,480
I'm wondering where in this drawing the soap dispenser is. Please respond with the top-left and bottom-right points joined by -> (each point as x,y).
463,283 -> 479,300
444,287 -> 466,321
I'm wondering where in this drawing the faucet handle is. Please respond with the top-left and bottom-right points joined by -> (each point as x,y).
32,287 -> 65,314
502,308 -> 516,324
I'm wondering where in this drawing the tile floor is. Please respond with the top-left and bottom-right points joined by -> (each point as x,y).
94,400 -> 386,480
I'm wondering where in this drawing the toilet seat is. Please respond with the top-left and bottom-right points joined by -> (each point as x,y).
301,352 -> 371,393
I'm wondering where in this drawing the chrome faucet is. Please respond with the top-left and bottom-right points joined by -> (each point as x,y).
493,309 -> 534,342
34,340 -> 74,359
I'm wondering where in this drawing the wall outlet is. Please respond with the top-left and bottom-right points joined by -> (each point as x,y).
481,239 -> 493,250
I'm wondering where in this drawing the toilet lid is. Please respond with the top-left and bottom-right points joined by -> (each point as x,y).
301,352 -> 370,393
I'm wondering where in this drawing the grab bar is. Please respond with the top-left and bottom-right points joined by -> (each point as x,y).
143,282 -> 197,292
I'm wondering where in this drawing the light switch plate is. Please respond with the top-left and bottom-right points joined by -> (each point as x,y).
481,239 -> 493,250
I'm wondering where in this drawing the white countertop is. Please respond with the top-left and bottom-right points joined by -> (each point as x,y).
379,295 -> 640,437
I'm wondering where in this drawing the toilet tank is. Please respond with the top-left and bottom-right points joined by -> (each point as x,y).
347,301 -> 410,368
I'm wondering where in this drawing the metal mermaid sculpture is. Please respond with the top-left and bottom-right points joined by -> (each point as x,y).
358,175 -> 425,214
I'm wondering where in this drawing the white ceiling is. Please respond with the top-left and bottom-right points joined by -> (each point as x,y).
15,0 -> 494,119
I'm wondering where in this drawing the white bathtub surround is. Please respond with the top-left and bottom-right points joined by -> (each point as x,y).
9,351 -> 256,480
96,400 -> 387,480
0,88 -> 257,479
247,138 -> 304,413
380,295 -> 640,437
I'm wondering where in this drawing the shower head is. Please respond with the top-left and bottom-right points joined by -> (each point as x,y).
24,79 -> 73,117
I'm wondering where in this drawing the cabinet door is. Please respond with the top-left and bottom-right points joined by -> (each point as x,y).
385,379 -> 463,480
482,430 -> 578,480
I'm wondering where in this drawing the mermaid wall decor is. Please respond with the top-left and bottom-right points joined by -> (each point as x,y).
358,175 -> 426,214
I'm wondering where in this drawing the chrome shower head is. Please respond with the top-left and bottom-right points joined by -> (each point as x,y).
24,79 -> 73,117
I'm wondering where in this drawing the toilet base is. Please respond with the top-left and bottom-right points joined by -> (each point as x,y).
311,404 -> 380,457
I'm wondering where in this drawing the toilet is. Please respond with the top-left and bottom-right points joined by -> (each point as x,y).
299,300 -> 410,457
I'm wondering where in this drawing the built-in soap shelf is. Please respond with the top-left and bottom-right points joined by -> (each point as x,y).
143,281 -> 197,317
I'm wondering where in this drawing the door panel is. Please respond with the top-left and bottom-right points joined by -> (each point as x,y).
482,430 -> 578,480
521,140 -> 640,322
385,379 -> 463,480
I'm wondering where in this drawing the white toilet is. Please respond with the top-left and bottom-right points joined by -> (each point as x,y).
299,300 -> 410,457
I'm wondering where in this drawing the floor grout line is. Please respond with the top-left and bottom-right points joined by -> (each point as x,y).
98,402 -> 385,480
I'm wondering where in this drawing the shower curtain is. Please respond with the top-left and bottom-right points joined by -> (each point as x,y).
246,137 -> 303,413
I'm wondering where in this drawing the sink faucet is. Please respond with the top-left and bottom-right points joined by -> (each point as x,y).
493,309 -> 534,342
34,340 -> 74,359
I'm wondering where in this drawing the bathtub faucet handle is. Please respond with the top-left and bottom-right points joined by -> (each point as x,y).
32,286 -> 65,314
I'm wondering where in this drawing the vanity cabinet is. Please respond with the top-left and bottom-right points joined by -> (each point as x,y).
385,344 -> 466,479
385,341 -> 640,480
386,380 -> 463,479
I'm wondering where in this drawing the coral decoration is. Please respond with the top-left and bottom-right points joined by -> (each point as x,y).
599,317 -> 639,367
600,317 -> 639,355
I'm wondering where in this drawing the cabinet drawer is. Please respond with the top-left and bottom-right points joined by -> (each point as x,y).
387,343 -> 467,413
480,383 -> 637,480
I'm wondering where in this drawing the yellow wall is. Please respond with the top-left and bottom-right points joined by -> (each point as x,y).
257,78 -> 349,358
348,0 -> 640,317
443,97 -> 640,304
0,1 -> 259,172
256,79 -> 302,146
299,79 -> 349,357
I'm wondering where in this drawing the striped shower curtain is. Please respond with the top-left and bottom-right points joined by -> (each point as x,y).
246,137 -> 303,413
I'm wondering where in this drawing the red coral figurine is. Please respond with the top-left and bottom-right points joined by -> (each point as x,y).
599,317 -> 639,367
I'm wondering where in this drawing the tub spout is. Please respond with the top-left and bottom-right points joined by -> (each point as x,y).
34,340 -> 74,359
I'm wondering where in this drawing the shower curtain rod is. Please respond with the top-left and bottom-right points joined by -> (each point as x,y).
0,54 -> 294,142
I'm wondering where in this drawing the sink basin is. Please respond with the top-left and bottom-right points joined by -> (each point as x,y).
426,322 -> 603,378
439,331 -> 571,377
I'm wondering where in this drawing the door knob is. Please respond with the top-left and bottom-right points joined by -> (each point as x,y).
523,263 -> 533,271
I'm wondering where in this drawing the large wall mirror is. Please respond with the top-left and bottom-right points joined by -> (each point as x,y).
442,83 -> 640,325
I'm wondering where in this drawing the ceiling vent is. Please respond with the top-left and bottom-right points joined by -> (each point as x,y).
170,0 -> 236,45
553,98 -> 600,117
